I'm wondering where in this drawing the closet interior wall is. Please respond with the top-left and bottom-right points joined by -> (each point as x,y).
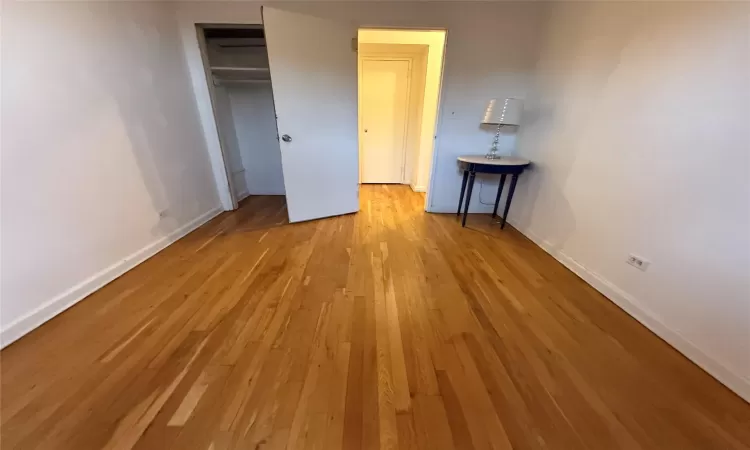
204,27 -> 285,201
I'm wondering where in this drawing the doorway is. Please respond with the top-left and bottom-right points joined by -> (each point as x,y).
357,29 -> 446,199
197,24 -> 286,211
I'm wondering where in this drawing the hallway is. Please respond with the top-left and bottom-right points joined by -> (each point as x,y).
2,185 -> 748,449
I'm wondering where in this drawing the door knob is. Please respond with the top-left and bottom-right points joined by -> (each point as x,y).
364,129 -> 368,133
281,134 -> 292,142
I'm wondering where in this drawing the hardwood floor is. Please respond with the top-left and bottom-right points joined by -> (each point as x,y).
2,185 -> 749,449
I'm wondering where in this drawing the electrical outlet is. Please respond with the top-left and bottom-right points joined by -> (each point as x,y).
626,254 -> 650,271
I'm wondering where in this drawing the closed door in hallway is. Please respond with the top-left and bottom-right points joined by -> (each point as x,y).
360,59 -> 410,183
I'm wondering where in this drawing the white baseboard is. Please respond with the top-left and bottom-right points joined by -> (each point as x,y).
0,207 -> 223,348
411,185 -> 427,193
512,222 -> 750,403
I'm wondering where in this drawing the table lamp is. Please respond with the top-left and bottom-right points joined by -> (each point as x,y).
481,98 -> 523,159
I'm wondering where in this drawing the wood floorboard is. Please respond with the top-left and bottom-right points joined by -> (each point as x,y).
2,186 -> 749,449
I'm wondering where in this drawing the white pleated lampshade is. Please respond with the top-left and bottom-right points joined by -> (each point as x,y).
481,98 -> 523,126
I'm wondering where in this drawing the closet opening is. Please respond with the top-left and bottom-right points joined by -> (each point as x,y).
197,24 -> 287,226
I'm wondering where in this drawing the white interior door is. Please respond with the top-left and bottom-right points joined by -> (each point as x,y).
360,59 -> 410,184
262,7 -> 359,223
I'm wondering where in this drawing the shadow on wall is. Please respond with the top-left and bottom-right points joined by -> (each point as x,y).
94,5 -> 216,238
1,1 -> 220,335
510,1 -> 750,397
511,98 -> 577,250
511,3 -> 643,249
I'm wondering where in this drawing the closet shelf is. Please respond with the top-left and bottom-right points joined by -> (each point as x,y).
210,66 -> 270,73
214,79 -> 272,85
211,66 -> 271,84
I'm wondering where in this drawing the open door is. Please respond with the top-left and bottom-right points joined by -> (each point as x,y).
262,7 -> 360,223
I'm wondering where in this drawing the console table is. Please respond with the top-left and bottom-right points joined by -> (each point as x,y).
456,155 -> 531,229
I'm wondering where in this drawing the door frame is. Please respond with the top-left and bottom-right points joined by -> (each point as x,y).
194,24 -> 244,210
357,28 -> 448,212
358,52 -> 423,185
191,21 -> 284,212
192,23 -> 248,211
178,6 -> 266,212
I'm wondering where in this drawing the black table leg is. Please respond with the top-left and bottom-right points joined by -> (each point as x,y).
462,170 -> 476,227
491,174 -> 507,218
501,174 -> 519,229
457,170 -> 469,216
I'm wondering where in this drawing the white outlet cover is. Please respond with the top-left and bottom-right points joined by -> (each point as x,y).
626,254 -> 650,271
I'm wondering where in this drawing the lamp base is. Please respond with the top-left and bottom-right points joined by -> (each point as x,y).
485,123 -> 503,160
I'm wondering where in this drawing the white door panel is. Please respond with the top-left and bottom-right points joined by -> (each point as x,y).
360,59 -> 410,184
262,7 -> 359,223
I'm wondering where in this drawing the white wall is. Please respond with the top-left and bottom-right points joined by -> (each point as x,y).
1,1 -> 220,345
175,1 -> 545,214
359,29 -> 445,193
510,2 -> 750,400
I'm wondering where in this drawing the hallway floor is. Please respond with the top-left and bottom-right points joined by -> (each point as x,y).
2,185 -> 749,449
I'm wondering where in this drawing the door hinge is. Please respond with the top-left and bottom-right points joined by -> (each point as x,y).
351,37 -> 358,52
